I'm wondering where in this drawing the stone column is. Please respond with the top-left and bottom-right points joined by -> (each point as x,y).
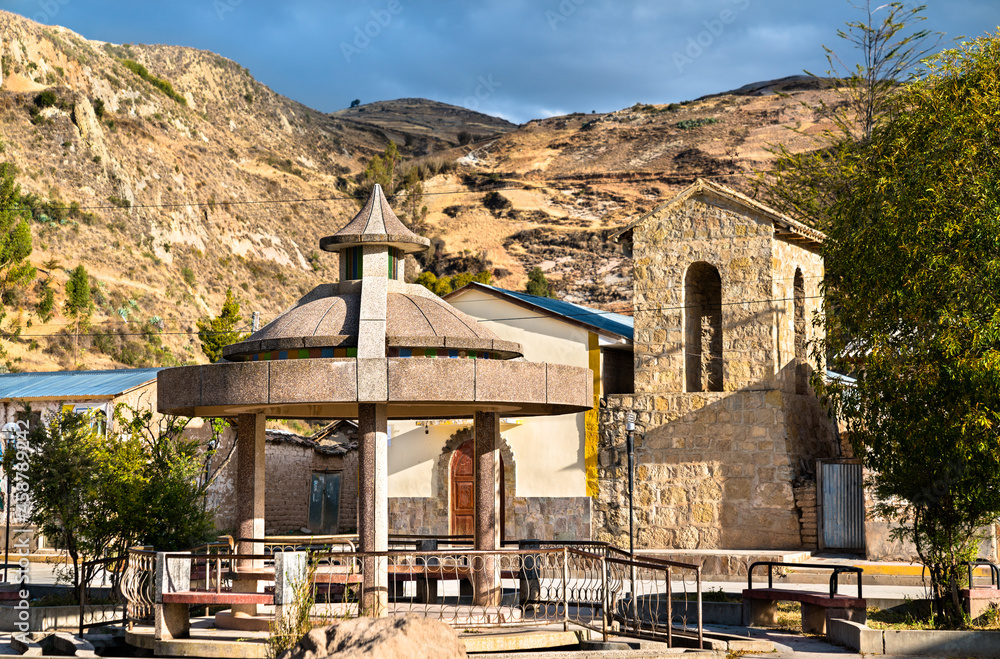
358,403 -> 388,616
473,411 -> 501,606
232,413 -> 265,617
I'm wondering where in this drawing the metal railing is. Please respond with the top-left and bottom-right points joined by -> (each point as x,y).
747,561 -> 864,598
966,559 -> 1000,590
122,548 -> 156,626
77,554 -> 127,636
122,542 -> 702,648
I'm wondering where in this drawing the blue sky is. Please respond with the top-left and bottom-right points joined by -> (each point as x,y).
7,0 -> 998,123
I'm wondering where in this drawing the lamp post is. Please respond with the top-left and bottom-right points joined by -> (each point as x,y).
0,422 -> 19,584
625,411 -> 636,558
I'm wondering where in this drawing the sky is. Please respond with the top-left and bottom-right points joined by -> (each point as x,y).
5,0 -> 998,124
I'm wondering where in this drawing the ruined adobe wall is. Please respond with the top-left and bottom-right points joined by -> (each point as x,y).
208,438 -> 358,535
632,194 -> 777,394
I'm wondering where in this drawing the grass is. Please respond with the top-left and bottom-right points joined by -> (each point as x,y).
672,587 -> 740,603
867,604 -> 1000,631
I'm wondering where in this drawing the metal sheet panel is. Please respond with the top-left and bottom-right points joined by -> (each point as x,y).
821,461 -> 865,550
0,368 -> 162,400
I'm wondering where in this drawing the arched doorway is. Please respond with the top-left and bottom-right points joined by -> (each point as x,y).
450,439 -> 505,539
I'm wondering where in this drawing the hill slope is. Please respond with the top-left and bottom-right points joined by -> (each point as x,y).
0,11 -> 838,372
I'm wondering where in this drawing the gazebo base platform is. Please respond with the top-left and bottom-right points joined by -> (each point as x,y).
126,616 -> 593,658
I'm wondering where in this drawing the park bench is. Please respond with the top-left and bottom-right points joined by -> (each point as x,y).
154,551 -> 288,641
742,561 -> 866,634
962,560 -> 1000,619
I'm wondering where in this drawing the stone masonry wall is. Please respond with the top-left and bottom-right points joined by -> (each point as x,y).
632,195 -> 778,394
389,496 -> 591,542
596,391 -> 838,550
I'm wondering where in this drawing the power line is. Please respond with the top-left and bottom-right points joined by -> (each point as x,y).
5,293 -> 825,340
2,171 -> 784,214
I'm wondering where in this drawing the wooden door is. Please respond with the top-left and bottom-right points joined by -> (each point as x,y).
450,441 -> 475,536
450,440 -> 505,539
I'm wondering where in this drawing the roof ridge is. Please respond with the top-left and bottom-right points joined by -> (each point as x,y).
609,178 -> 825,246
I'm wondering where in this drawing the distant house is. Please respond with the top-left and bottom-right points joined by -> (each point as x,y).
382,283 -> 633,541
0,367 -> 164,433
0,368 -> 360,537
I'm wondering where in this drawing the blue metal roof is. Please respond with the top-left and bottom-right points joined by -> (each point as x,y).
0,368 -> 163,400
460,284 -> 634,340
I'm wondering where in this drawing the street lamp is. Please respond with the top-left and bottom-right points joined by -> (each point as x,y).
625,411 -> 636,558
0,422 -> 20,584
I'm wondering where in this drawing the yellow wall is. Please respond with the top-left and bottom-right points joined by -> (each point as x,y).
439,289 -> 594,498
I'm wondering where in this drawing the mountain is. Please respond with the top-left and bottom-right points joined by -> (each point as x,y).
331,98 -> 517,152
0,10 -> 838,372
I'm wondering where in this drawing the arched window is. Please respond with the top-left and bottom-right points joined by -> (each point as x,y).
685,262 -> 723,392
794,268 -> 807,394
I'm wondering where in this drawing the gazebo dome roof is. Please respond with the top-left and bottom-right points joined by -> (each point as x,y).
222,286 -> 523,361
157,185 -> 591,420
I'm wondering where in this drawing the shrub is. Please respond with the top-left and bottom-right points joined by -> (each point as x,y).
676,117 -> 719,130
35,90 -> 57,108
121,59 -> 187,105
181,266 -> 196,287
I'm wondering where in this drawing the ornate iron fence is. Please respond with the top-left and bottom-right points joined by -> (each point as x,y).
121,542 -> 702,648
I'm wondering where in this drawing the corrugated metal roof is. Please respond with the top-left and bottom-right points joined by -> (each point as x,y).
450,284 -> 634,340
0,368 -> 163,400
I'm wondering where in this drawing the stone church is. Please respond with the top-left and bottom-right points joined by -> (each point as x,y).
596,179 -> 841,551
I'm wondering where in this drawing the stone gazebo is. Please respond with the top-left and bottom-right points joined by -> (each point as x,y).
156,185 -> 593,614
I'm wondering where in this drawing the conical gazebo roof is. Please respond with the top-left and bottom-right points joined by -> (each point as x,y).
319,184 -> 431,254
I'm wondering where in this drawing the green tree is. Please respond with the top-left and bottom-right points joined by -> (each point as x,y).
64,264 -> 93,320
26,406 -> 214,602
196,288 -> 249,362
0,162 -> 36,305
25,410 -> 104,600
756,2 -> 941,228
358,141 -> 400,200
820,33 -> 1000,622
414,270 -> 491,297
526,267 -> 554,298
35,278 -> 55,322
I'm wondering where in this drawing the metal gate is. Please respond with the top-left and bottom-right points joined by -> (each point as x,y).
820,461 -> 865,551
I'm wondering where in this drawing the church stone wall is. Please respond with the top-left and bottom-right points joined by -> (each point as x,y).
596,190 -> 838,551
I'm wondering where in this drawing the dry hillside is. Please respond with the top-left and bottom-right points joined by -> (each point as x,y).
0,10 -> 839,373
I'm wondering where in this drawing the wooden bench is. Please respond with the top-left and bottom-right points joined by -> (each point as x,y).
160,591 -> 273,606
742,588 -> 866,634
743,561 -> 866,635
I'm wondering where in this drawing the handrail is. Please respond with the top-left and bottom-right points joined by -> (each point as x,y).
747,561 -> 863,599
966,559 -> 1000,590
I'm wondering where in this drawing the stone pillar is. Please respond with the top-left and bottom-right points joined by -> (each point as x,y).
473,411 -> 501,606
232,413 -> 265,616
358,403 -> 388,616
